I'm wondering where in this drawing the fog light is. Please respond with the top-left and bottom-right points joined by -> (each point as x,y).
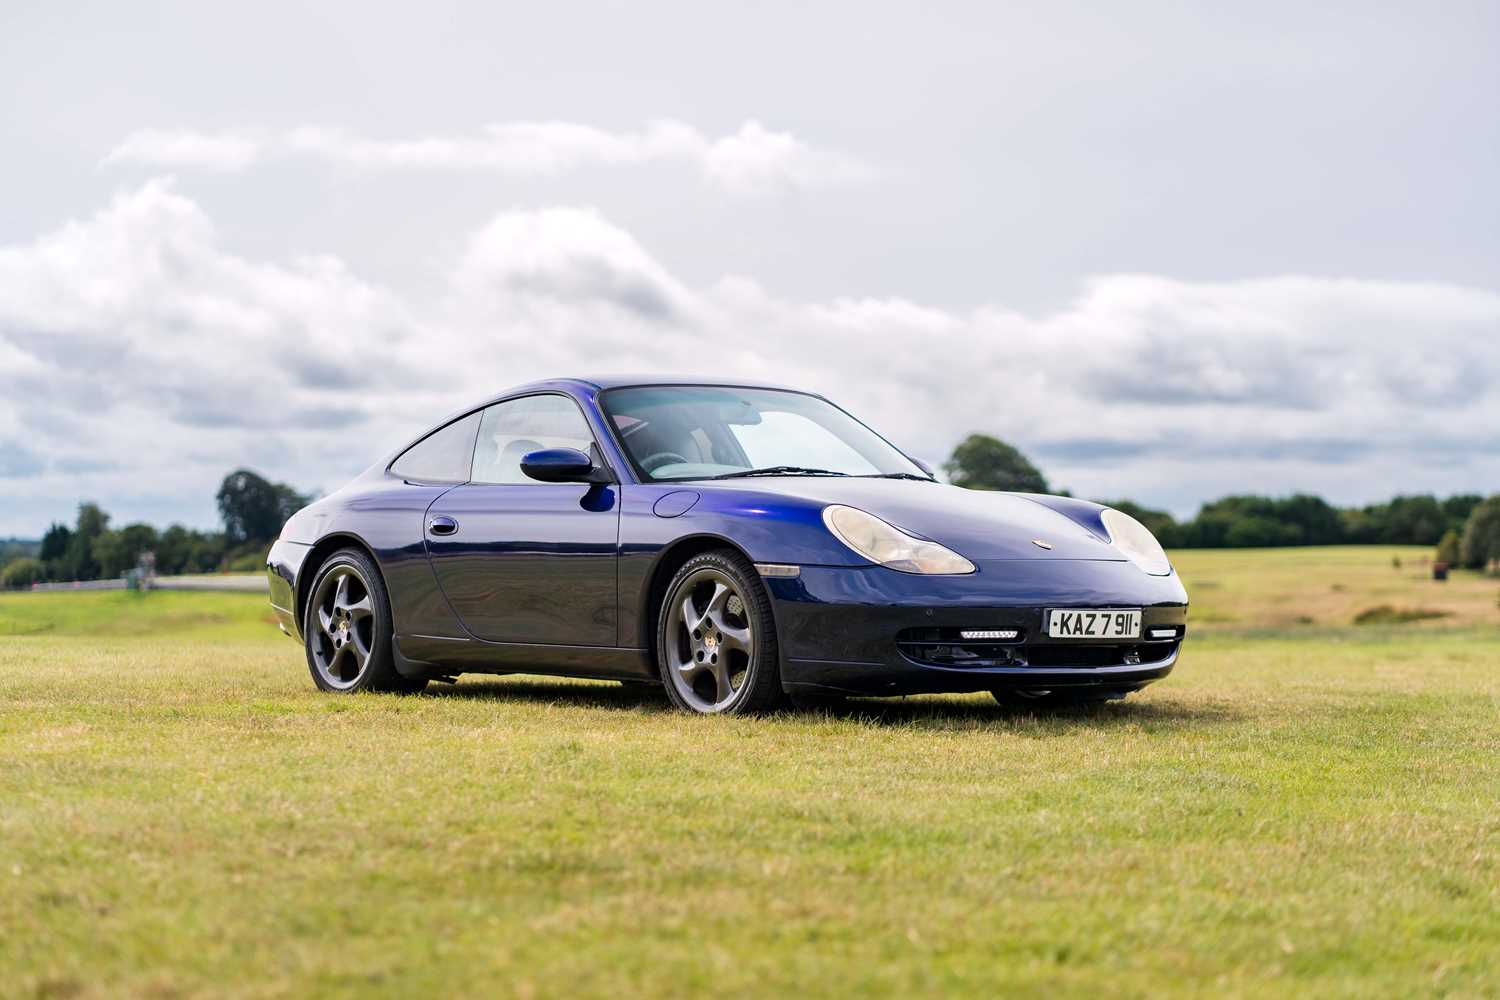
961,629 -> 1019,640
1149,628 -> 1177,639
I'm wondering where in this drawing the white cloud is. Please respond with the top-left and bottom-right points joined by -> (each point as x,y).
2,180 -> 1498,534
101,130 -> 265,171
702,121 -> 877,194
101,119 -> 878,195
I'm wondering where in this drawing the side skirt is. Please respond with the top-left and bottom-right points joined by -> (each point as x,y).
396,634 -> 654,681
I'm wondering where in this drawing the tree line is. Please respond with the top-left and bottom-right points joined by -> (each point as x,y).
6,436 -> 1500,589
1,469 -> 313,589
945,434 -> 1500,569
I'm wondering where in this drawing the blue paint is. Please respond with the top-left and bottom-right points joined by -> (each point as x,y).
268,376 -> 1188,697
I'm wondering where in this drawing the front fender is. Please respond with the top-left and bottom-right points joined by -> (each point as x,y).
1013,493 -> 1111,541
266,538 -> 312,639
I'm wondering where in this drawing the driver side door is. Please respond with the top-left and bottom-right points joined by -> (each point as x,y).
424,393 -> 620,646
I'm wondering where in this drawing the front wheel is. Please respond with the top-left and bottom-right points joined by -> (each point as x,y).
304,548 -> 426,695
656,550 -> 784,714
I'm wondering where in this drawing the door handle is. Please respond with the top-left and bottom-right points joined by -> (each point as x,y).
427,516 -> 459,536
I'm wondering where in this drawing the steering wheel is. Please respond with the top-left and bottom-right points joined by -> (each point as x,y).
641,451 -> 691,473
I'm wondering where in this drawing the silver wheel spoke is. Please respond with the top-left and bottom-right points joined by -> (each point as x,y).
327,643 -> 347,681
318,604 -> 337,638
681,595 -> 704,636
710,659 -> 735,703
718,623 -> 752,655
350,624 -> 371,663
333,574 -> 351,613
345,594 -> 374,621
705,582 -> 730,619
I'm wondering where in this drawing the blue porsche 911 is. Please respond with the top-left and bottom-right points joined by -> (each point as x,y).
267,376 -> 1188,713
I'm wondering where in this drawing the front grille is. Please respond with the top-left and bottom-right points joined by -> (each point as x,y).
896,627 -> 1176,669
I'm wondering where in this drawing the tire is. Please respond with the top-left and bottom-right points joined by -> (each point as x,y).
304,548 -> 427,695
656,549 -> 785,714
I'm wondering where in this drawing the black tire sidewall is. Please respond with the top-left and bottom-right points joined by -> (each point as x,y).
656,550 -> 782,714
304,549 -> 398,693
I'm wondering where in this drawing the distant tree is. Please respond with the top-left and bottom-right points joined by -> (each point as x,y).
1435,529 -> 1462,567
1338,507 -> 1376,545
1182,497 -> 1267,547
1442,495 -> 1483,534
154,525 -> 188,576
61,503 -> 109,581
1459,496 -> 1500,570
1342,494 -> 1458,546
1277,494 -> 1345,546
1222,515 -> 1302,548
1380,495 -> 1446,546
153,524 -> 227,575
217,469 -> 312,545
92,523 -> 160,579
1183,493 -> 1378,548
943,434 -> 1048,493
1,537 -> 41,565
2,557 -> 44,589
39,522 -> 71,565
186,531 -> 227,573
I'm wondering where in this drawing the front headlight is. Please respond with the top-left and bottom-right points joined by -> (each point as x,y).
822,505 -> 976,575
1101,508 -> 1172,576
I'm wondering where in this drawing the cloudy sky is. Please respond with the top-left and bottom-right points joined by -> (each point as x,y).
2,0 -> 1497,536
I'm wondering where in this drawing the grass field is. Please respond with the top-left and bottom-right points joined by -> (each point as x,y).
2,547 -> 1498,997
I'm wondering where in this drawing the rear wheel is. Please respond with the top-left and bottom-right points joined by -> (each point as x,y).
657,550 -> 784,714
304,549 -> 426,694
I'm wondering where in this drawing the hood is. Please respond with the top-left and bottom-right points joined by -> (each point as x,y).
699,478 -> 1125,562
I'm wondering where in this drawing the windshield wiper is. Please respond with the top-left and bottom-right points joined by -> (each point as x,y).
709,465 -> 850,479
864,472 -> 936,482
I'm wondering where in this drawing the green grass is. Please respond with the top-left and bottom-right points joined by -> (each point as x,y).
2,550 -> 1499,997
1170,545 -> 1499,632
0,589 -> 277,639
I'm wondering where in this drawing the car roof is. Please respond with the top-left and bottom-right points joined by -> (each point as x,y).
398,375 -> 816,458
492,374 -> 804,397
585,374 -> 800,391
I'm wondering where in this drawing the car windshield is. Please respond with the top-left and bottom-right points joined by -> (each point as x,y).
600,385 -> 928,482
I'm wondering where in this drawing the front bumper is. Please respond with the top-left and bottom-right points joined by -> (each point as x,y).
267,538 -> 313,640
767,559 -> 1189,697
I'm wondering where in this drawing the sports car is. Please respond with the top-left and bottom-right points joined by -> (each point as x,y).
267,377 -> 1188,713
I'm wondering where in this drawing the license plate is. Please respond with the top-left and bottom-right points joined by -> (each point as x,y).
1046,608 -> 1141,639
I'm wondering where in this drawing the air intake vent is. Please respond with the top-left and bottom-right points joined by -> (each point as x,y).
896,627 -> 1025,668
896,627 -> 1177,669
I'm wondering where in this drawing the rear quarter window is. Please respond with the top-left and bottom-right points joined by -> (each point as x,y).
389,412 -> 481,483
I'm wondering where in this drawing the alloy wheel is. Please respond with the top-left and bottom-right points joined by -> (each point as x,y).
308,565 -> 377,690
663,566 -> 756,712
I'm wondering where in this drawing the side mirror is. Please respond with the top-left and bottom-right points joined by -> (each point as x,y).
520,447 -> 606,484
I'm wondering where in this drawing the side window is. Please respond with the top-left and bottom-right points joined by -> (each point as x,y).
472,395 -> 596,485
389,411 -> 481,483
